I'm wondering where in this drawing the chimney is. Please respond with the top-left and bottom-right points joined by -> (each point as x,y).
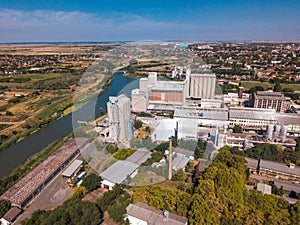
168,139 -> 172,180
238,87 -> 244,99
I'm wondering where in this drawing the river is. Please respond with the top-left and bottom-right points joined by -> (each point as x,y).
0,72 -> 138,179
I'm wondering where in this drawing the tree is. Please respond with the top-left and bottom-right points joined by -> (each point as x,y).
105,143 -> 118,153
112,148 -> 136,160
0,199 -> 11,218
21,199 -> 102,225
273,82 -> 282,92
172,169 -> 185,181
129,59 -> 138,65
133,119 -> 143,129
72,186 -> 88,199
233,124 -> 243,133
81,173 -> 102,192
145,126 -> 151,133
282,87 -> 294,93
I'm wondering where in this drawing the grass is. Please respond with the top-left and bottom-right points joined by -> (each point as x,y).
241,81 -> 300,91
112,148 -> 136,160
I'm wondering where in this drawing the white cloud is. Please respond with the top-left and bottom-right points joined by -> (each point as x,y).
0,9 -> 200,42
0,9 -> 297,42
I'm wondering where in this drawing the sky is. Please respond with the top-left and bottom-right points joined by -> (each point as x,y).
0,0 -> 299,42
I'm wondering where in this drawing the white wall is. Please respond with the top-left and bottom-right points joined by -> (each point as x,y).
101,180 -> 115,190
127,215 -> 147,225
0,218 -> 10,225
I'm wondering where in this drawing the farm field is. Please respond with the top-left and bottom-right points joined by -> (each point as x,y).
0,43 -> 113,151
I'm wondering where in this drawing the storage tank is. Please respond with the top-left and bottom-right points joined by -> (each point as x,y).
279,125 -> 288,142
266,124 -> 274,140
273,124 -> 281,138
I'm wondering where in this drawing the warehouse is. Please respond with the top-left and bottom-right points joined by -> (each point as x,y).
0,138 -> 88,208
100,149 -> 151,190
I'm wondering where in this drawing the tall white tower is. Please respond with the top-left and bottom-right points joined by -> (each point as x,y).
188,73 -> 216,99
107,94 -> 131,142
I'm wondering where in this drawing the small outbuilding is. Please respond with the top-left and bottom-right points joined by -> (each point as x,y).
62,159 -> 83,178
0,207 -> 22,225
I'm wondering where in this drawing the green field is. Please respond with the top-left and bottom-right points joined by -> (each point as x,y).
241,81 -> 300,91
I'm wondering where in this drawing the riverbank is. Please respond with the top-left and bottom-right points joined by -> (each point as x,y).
0,72 -> 137,179
0,75 -> 112,154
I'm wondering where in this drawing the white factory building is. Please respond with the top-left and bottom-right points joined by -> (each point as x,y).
153,118 -> 198,142
131,70 -> 216,113
100,149 -> 151,190
229,107 -> 277,129
107,94 -> 133,142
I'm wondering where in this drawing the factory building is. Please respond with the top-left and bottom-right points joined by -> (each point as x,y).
0,138 -> 88,208
277,113 -> 300,134
133,70 -> 216,112
107,94 -> 132,142
100,149 -> 151,190
251,91 -> 289,113
153,118 -> 198,142
131,89 -> 147,113
188,73 -> 216,99
246,158 -> 300,183
126,202 -> 188,225
229,107 -> 277,129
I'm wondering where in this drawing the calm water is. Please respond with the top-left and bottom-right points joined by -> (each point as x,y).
0,73 -> 138,179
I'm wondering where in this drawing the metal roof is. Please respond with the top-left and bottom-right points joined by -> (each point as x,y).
0,138 -> 88,208
100,161 -> 139,184
246,157 -> 259,169
260,160 -> 300,176
173,147 -> 194,157
229,107 -> 276,121
2,207 -> 22,222
126,149 -> 151,166
62,159 -> 83,177
126,202 -> 187,225
174,107 -> 228,120
277,113 -> 300,125
172,155 -> 189,170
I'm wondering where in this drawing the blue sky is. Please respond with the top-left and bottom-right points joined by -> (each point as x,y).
0,0 -> 299,42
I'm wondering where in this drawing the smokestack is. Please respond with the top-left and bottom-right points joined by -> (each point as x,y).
168,139 -> 172,180
238,87 -> 244,99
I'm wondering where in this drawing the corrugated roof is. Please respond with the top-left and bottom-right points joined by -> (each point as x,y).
229,108 -> 276,120
126,149 -> 151,166
100,161 -> 138,184
173,147 -> 194,157
174,107 -> 228,120
172,155 -> 189,170
260,160 -> 300,176
2,207 -> 22,222
246,157 -> 258,169
277,113 -> 300,125
0,138 -> 88,208
126,202 -> 187,225
62,159 -> 83,177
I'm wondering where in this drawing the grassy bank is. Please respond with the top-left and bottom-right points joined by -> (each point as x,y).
241,81 -> 300,91
0,133 -> 74,195
0,74 -> 113,153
